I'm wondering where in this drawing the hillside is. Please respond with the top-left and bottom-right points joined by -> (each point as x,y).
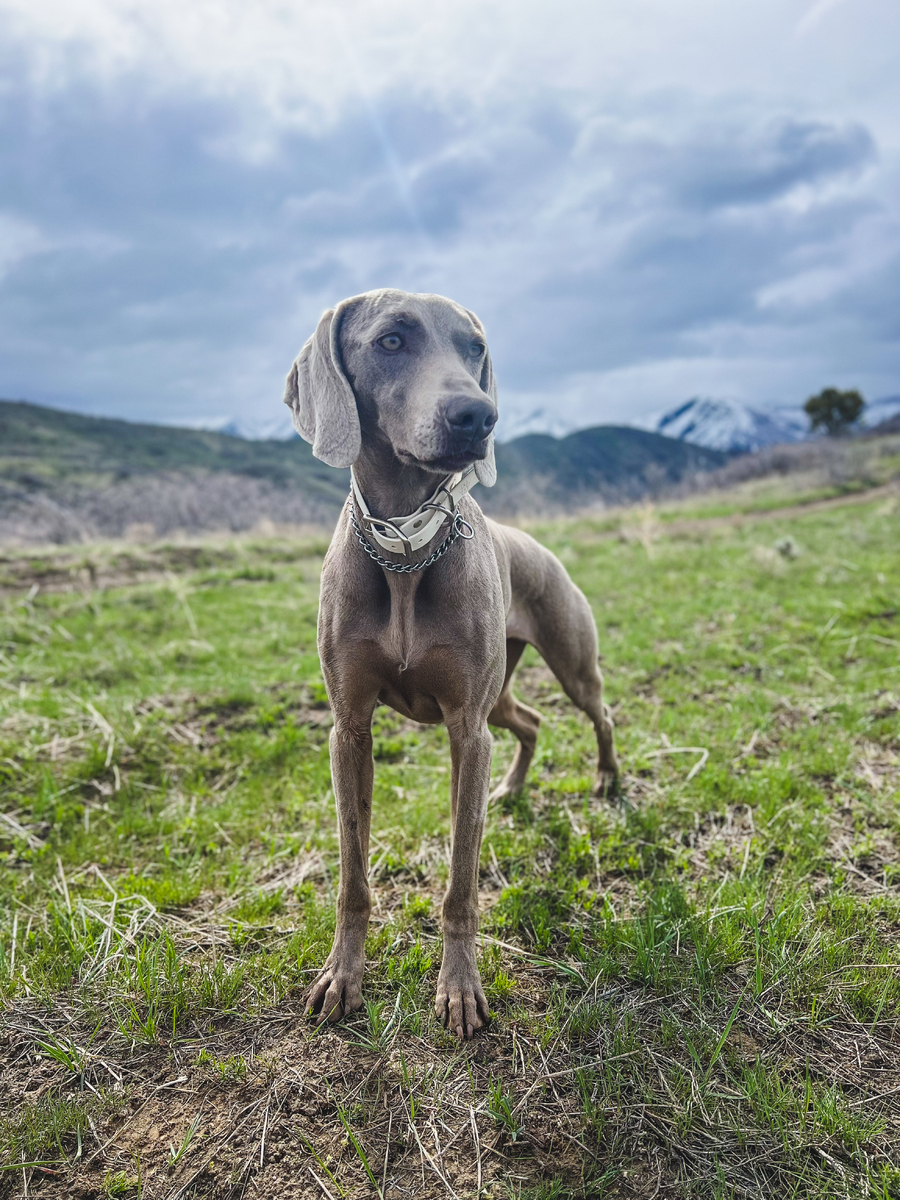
0,397 -> 726,541
0,398 -> 347,500
489,424 -> 726,513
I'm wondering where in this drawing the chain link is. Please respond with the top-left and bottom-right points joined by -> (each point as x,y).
349,497 -> 469,573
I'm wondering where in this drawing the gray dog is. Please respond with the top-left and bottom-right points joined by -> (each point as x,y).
284,289 -> 618,1040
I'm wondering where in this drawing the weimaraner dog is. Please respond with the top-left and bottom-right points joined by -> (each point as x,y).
283,289 -> 618,1040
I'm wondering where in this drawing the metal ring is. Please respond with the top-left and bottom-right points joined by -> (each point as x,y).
420,501 -> 455,519
454,514 -> 475,539
360,513 -> 414,557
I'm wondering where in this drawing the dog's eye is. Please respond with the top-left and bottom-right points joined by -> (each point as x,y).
377,334 -> 403,352
470,343 -> 486,358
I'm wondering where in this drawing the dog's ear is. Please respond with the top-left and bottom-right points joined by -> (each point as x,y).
283,302 -> 361,468
473,320 -> 498,488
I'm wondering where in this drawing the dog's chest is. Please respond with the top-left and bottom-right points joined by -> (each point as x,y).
372,639 -> 475,723
377,677 -> 444,724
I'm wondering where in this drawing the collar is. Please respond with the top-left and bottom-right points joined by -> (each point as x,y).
349,464 -> 479,557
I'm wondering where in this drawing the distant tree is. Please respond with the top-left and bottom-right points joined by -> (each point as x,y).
804,388 -> 865,436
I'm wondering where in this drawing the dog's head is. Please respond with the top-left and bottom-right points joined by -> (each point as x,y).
283,289 -> 497,486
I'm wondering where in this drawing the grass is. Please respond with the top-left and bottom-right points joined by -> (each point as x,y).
0,478 -> 899,1197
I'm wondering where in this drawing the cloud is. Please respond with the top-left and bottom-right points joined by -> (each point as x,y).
0,0 -> 897,430
795,0 -> 850,36
0,212 -> 47,277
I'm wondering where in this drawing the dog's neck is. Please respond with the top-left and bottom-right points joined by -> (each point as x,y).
351,445 -> 452,520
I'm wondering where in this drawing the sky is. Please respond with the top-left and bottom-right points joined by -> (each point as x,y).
0,0 -> 898,437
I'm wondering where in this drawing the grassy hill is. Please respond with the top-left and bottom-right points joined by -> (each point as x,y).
0,398 -> 348,503
490,424 -> 726,512
1,399 -> 728,540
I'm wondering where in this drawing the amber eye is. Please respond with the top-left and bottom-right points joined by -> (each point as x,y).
377,334 -> 403,351
470,342 -> 486,358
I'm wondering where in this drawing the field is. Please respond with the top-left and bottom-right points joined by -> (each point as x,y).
1,475 -> 899,1198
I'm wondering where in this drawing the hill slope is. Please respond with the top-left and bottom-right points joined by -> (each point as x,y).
1,398 -> 727,540
0,399 -> 347,501
489,425 -> 726,513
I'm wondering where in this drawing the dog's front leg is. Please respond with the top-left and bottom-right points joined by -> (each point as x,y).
306,710 -> 374,1024
436,713 -> 493,1040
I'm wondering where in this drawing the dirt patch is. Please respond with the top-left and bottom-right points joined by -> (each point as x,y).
5,951 -> 900,1200
0,985 -> 621,1199
133,685 -> 334,753
0,537 -> 326,597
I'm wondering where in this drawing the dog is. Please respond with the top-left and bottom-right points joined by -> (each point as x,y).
283,289 -> 618,1040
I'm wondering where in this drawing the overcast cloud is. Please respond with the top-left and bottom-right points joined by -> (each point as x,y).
0,0 -> 898,434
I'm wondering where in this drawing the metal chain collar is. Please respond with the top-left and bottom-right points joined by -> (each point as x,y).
349,496 -> 473,573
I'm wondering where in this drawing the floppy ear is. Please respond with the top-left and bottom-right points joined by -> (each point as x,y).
283,301 -> 361,468
474,326 -> 498,488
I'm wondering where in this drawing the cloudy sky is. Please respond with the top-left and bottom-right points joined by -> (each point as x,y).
0,0 -> 898,436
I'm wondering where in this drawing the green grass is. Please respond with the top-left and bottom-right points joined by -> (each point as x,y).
1,487 -> 899,1197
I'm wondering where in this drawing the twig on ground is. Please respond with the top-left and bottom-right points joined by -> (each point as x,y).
382,1109 -> 392,1198
470,1104 -> 482,1195
308,1167 -> 337,1199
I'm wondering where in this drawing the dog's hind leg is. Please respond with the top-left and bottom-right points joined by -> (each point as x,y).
556,654 -> 619,798
488,638 -> 541,802
528,572 -> 620,798
539,629 -> 619,796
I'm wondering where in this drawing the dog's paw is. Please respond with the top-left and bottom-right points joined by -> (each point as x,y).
435,954 -> 490,1041
593,768 -> 620,800
488,781 -> 517,804
305,960 -> 364,1025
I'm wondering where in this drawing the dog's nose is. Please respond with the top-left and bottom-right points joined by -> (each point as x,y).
443,397 -> 497,442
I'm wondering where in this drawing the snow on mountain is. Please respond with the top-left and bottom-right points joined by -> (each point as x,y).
496,405 -> 578,441
169,394 -> 900,450
174,413 -> 297,440
864,395 -> 900,429
641,397 -> 807,454
645,394 -> 900,452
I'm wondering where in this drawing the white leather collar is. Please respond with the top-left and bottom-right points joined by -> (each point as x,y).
350,464 -> 479,557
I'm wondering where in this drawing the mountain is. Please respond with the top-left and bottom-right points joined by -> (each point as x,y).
0,399 -> 349,498
180,406 -> 579,443
496,405 -> 578,441
642,397 -> 807,453
174,412 -> 298,440
864,395 -> 900,429
156,392 -> 900,450
1,398 -> 726,541
645,394 -> 900,453
487,425 -> 726,514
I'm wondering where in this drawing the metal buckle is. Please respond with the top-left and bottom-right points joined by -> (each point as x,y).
359,513 -> 414,557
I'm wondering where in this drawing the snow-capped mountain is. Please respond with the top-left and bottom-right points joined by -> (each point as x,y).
174,413 -> 297,440
864,395 -> 900,429
644,394 -> 900,453
496,405 -> 578,441
171,393 -> 900,451
642,397 -> 807,454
